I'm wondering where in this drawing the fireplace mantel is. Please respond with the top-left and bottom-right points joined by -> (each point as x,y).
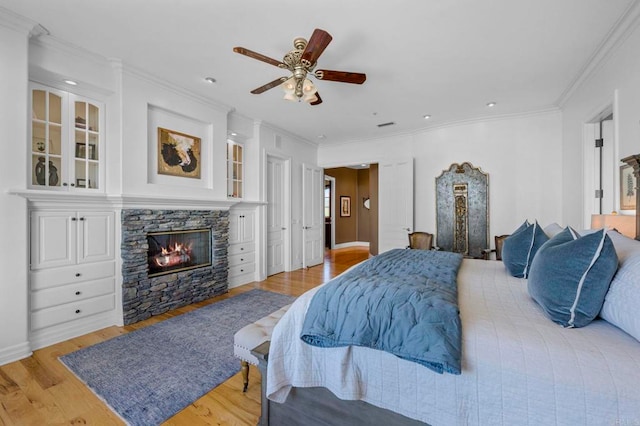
10,189 -> 253,210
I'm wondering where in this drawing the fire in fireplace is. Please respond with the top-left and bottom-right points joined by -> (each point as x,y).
147,228 -> 211,277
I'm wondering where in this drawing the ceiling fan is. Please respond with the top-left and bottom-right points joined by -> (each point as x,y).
233,28 -> 366,105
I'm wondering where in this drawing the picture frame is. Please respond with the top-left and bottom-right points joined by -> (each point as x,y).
340,196 -> 351,217
157,127 -> 201,179
76,178 -> 88,188
620,164 -> 637,210
75,143 -> 86,158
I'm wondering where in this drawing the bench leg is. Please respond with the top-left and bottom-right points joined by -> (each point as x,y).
241,360 -> 250,392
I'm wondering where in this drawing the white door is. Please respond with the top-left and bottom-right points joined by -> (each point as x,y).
378,158 -> 414,253
302,163 -> 324,268
267,156 -> 286,275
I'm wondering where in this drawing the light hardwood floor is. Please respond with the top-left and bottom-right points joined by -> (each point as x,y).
0,247 -> 370,426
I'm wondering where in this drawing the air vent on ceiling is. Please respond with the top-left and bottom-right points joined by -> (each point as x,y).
377,121 -> 396,128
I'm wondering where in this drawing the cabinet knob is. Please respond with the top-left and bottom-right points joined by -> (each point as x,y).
79,217 -> 85,221
240,247 -> 244,251
75,291 -> 81,295
70,183 -> 75,187
71,217 -> 77,221
240,258 -> 244,261
63,183 -> 68,187
75,273 -> 81,277
75,309 -> 81,314
240,269 -> 244,272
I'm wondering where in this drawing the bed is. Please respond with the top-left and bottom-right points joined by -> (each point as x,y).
264,229 -> 640,425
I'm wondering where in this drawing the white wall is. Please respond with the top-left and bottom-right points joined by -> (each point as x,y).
121,70 -> 231,200
0,17 -> 31,364
319,111 -> 564,243
561,19 -> 640,228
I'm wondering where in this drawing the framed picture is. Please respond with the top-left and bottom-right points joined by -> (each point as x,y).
340,196 -> 351,217
620,164 -> 637,210
75,143 -> 86,158
76,178 -> 88,188
157,127 -> 201,179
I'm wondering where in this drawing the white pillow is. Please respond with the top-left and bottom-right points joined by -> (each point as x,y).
599,231 -> 640,342
543,222 -> 563,238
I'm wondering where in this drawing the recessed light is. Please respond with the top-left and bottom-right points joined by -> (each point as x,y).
205,77 -> 217,84
64,79 -> 77,86
486,102 -> 496,107
423,114 -> 431,120
360,164 -> 367,167
229,132 -> 237,137
317,134 -> 326,139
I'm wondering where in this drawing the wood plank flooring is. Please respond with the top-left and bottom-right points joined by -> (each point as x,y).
0,247 -> 369,426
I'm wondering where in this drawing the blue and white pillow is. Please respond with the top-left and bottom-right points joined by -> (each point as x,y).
502,220 -> 549,278
527,227 -> 618,328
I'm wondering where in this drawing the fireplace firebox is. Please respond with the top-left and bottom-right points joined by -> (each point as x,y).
147,228 -> 211,277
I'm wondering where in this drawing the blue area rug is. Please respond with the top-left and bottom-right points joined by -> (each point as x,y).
60,289 -> 295,426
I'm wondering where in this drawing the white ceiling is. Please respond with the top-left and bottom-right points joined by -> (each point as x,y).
2,0 -> 638,144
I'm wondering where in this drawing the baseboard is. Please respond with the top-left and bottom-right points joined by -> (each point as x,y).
333,241 -> 370,249
29,312 -> 118,351
0,341 -> 32,366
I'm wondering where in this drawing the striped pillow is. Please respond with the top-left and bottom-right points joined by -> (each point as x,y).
527,228 -> 618,328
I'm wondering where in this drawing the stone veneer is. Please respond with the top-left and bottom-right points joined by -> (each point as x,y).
121,209 -> 229,325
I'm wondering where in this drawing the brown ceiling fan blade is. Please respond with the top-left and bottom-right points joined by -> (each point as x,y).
233,47 -> 284,68
315,69 -> 366,84
301,29 -> 332,66
250,77 -> 289,94
310,92 -> 323,106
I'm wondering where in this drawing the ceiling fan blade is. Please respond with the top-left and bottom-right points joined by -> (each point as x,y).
250,77 -> 289,94
233,47 -> 284,68
310,92 -> 323,106
315,69 -> 366,84
301,29 -> 332,66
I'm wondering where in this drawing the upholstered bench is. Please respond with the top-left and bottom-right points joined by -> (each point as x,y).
233,304 -> 291,392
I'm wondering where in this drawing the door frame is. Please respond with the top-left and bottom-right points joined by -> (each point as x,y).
263,151 -> 292,273
324,175 -> 336,249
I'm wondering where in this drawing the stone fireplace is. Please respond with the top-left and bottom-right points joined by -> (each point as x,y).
121,209 -> 229,325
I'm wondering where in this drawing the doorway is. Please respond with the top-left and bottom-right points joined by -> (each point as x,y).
324,176 -> 336,249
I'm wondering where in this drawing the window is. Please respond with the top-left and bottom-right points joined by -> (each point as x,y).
324,185 -> 331,218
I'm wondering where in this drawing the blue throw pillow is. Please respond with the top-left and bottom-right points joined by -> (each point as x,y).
502,221 -> 549,278
527,228 -> 619,328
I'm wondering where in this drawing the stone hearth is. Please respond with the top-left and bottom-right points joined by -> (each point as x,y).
121,209 -> 229,324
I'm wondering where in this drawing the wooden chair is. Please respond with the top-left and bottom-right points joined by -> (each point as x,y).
407,232 -> 434,250
483,234 -> 510,260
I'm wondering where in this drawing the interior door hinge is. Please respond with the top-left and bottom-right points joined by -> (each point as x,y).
595,138 -> 604,148
595,189 -> 604,199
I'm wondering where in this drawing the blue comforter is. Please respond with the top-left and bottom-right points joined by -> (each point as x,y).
300,249 -> 464,374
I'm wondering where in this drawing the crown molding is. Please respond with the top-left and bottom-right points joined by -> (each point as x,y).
255,120 -> 318,148
556,0 -> 640,107
122,65 -> 233,115
0,6 -> 39,35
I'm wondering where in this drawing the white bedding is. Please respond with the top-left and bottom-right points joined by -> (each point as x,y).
266,258 -> 640,425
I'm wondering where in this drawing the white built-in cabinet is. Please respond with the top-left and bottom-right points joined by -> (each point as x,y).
228,207 -> 256,287
29,82 -> 104,191
29,208 -> 116,350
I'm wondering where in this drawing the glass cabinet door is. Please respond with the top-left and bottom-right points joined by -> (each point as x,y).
31,88 -> 64,188
227,141 -> 244,198
73,100 -> 100,189
29,83 -> 103,192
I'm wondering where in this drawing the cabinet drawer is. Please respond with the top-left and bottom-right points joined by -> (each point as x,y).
31,294 -> 115,331
30,261 -> 115,291
31,277 -> 114,311
228,262 -> 255,277
228,251 -> 255,267
228,242 -> 254,255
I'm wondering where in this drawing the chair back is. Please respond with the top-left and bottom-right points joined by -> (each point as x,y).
494,234 -> 509,261
408,232 -> 433,250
